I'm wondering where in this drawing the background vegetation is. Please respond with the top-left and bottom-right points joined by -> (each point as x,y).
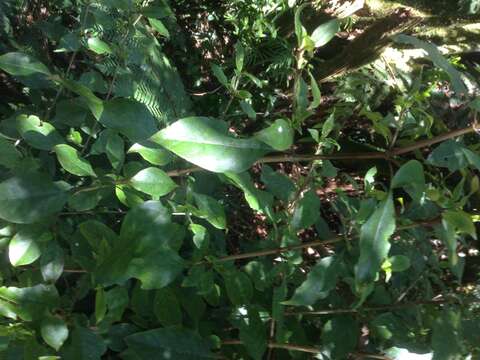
0,0 -> 479,359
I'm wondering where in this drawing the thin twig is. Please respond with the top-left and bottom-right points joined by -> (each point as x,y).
205,217 -> 441,264
45,4 -> 91,119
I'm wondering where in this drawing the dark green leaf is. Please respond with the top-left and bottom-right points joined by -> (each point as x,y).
63,327 -> 107,360
153,288 -> 182,327
284,256 -> 340,306
260,165 -> 295,201
100,99 -> 158,141
0,174 -> 68,224
0,52 -> 50,76
0,137 -> 22,169
291,190 -> 320,230
391,160 -> 425,201
123,328 -> 213,359
40,242 -> 64,283
0,284 -> 58,321
224,271 -> 253,306
322,316 -> 358,359
238,308 -> 267,360
432,310 -> 464,360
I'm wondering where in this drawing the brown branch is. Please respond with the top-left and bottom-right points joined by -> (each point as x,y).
207,217 -> 441,264
167,124 -> 478,177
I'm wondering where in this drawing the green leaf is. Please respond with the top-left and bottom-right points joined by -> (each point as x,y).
393,35 -> 467,95
211,64 -> 229,87
322,316 -> 358,359
432,310 -> 464,360
56,79 -> 104,120
0,52 -> 50,76
391,160 -> 425,201
190,224 -> 209,249
443,210 -> 477,239
224,271 -> 253,306
96,201 -> 185,290
153,288 -> 182,327
254,119 -> 293,151
150,117 -> 269,173
238,307 -> 267,360
0,137 -> 22,169
223,172 -> 273,213
54,144 -> 96,177
308,70 -> 321,109
16,115 -> 64,151
294,4 -> 307,46
95,287 -> 107,324
0,174 -> 68,224
427,140 -> 468,171
311,19 -> 340,48
123,328 -> 213,359
106,131 -> 124,170
148,18 -> 170,38
240,100 -> 256,120
192,193 -> 226,229
63,327 -> 107,360
40,242 -> 64,283
87,37 -> 112,55
284,256 -> 340,306
128,141 -> 173,166
0,284 -> 58,321
129,167 -> 177,197
100,98 -> 158,141
41,315 -> 68,351
291,190 -> 320,230
260,165 -> 295,202
355,193 -> 396,287
8,228 -> 44,266
389,255 -> 411,272
235,43 -> 245,72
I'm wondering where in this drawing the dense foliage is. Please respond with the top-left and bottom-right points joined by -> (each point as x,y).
0,0 -> 479,359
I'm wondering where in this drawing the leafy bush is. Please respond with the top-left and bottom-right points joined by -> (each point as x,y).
0,0 -> 479,359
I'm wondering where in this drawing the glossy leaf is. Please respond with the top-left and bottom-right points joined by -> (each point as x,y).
0,174 -> 68,224
151,117 -> 269,173
16,115 -> 64,151
41,315 -> 68,351
87,37 -> 112,55
54,144 -> 96,177
355,193 -> 396,286
129,167 -> 177,197
40,242 -> 64,283
311,18 -> 340,48
254,119 -> 294,151
8,228 -> 44,266
0,52 -> 50,76
128,142 -> 173,166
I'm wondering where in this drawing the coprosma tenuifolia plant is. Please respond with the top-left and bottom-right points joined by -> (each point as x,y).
0,0 -> 479,359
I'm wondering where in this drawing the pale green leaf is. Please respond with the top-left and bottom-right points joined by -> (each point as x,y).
41,315 -> 69,351
311,19 -> 340,48
54,144 -> 96,177
151,117 -> 269,173
255,119 -> 293,151
16,114 -> 64,151
130,167 -> 177,197
192,193 -> 226,229
8,228 -> 44,266
148,18 -> 170,38
87,37 -> 112,55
